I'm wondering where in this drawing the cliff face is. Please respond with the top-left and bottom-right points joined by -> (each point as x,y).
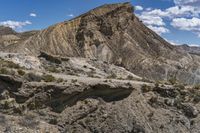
1,3 -> 200,84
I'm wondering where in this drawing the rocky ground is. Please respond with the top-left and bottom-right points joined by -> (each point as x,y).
0,52 -> 200,133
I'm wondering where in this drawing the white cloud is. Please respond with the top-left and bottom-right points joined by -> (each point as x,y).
137,2 -> 200,36
174,0 -> 200,6
147,25 -> 170,35
67,14 -> 74,17
138,15 -> 165,26
141,6 -> 199,19
135,6 -> 143,11
171,17 -> 200,37
0,20 -> 32,29
30,13 -> 37,17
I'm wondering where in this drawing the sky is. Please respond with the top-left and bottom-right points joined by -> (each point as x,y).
0,0 -> 200,46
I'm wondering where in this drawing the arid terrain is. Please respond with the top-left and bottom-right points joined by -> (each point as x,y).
1,2 -> 200,133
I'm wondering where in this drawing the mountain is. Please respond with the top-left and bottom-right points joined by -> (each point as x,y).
1,3 -> 200,85
0,26 -> 38,50
0,26 -> 17,35
1,2 -> 200,133
177,44 -> 200,56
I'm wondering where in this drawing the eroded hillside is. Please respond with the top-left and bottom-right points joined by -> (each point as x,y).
0,3 -> 200,84
1,2 -> 200,133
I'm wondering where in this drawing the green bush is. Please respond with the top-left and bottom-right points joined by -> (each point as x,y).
193,84 -> 200,90
0,68 -> 9,75
42,74 -> 56,82
168,77 -> 177,85
141,84 -> 152,93
17,69 -> 26,76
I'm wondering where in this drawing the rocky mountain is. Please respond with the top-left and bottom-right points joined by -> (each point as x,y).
1,2 -> 200,133
0,26 -> 38,50
177,44 -> 200,56
1,2 -> 200,85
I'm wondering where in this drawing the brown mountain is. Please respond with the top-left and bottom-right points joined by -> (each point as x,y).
1,2 -> 200,85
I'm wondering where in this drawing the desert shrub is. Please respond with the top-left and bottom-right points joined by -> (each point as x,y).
24,72 -> 42,82
0,60 -> 21,69
49,118 -> 58,125
127,75 -> 135,80
57,78 -> 64,83
193,84 -> 200,90
6,61 -> 20,69
42,74 -> 56,82
61,57 -> 70,61
47,66 -> 60,73
168,77 -> 177,85
154,82 -> 159,88
174,84 -> 185,90
17,69 -> 26,76
87,71 -> 95,78
0,68 -> 9,74
193,93 -> 200,103
18,114 -> 39,129
107,72 -> 117,79
0,115 -> 6,124
140,78 -> 154,83
71,79 -> 78,83
141,84 -> 152,93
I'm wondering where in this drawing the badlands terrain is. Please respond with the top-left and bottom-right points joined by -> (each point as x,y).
1,2 -> 200,133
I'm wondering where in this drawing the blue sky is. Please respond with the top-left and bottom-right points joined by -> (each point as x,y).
0,0 -> 200,46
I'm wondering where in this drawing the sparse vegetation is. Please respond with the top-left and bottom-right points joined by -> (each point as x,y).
0,115 -> 6,125
18,114 -> 39,129
57,78 -> 64,83
174,84 -> 185,90
71,79 -> 78,83
168,76 -> 177,85
141,84 -> 152,93
46,66 -> 60,73
193,84 -> 200,90
42,74 -> 56,82
107,72 -> 117,79
0,68 -> 9,75
24,72 -> 42,82
17,69 -> 26,76
0,59 -> 20,69
127,75 -> 134,80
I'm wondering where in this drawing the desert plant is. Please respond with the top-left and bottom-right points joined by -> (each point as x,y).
107,72 -> 117,79
47,66 -> 60,73
71,79 -> 78,83
0,68 -> 9,75
127,75 -> 134,80
193,84 -> 200,90
17,69 -> 26,76
24,72 -> 42,82
168,76 -> 177,85
18,114 -> 39,129
57,78 -> 64,83
42,74 -> 56,82
141,84 -> 152,93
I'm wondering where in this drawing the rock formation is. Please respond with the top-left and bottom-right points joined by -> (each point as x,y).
0,2 -> 200,133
